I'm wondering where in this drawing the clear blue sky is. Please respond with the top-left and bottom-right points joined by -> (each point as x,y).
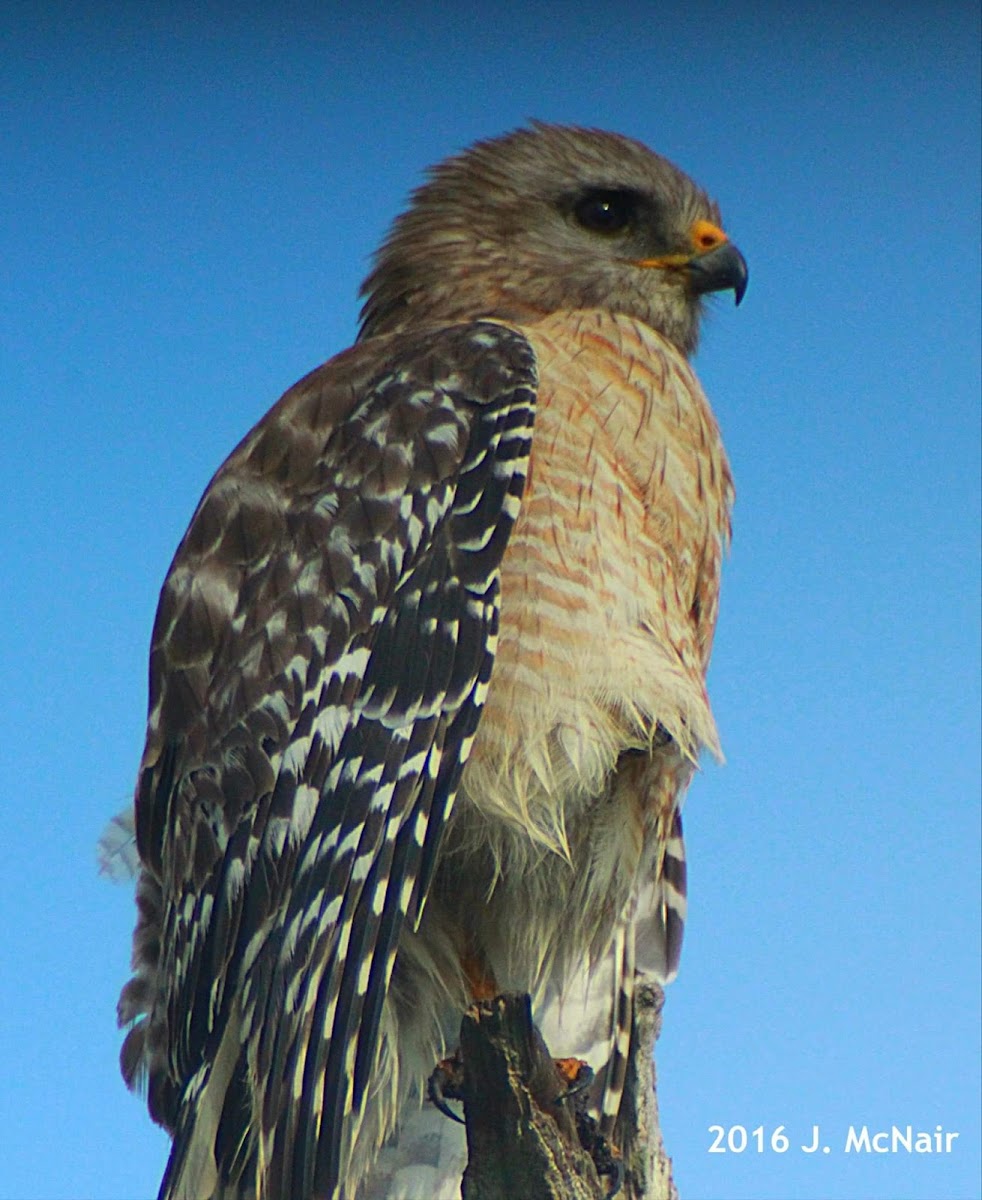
1,5 -> 979,1199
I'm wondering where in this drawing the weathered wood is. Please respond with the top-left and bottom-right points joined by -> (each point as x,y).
458,994 -> 607,1200
616,983 -> 678,1200
454,989 -> 677,1200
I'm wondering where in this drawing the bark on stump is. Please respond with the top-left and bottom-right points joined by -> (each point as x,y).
455,988 -> 678,1200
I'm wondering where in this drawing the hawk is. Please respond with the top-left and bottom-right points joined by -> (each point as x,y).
116,122 -> 746,1200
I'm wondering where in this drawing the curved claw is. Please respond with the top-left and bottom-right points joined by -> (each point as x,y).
553,1057 -> 595,1105
427,1056 -> 466,1125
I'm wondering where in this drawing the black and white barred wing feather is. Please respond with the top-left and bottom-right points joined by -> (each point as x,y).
120,321 -> 537,1200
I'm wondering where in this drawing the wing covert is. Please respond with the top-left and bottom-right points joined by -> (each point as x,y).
124,321 -> 537,1200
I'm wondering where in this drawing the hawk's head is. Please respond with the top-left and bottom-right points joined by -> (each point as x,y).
359,122 -> 747,356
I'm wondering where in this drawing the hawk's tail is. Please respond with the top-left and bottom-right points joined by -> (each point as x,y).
650,807 -> 687,985
157,1007 -> 255,1200
600,807 -> 687,1134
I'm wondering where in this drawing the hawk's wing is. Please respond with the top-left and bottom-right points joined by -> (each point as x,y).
124,321 -> 537,1199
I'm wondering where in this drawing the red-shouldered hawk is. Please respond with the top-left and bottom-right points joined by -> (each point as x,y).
116,122 -> 745,1200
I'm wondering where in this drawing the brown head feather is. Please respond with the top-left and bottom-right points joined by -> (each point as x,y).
359,122 -> 727,355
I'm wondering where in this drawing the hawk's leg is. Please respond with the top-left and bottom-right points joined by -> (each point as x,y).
427,1050 -> 598,1122
429,951 -> 596,1123
430,994 -> 623,1195
426,943 -> 496,1123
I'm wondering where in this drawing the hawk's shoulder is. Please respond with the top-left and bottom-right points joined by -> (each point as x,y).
140,318 -> 539,801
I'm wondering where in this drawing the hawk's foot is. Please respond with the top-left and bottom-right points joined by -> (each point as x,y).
553,1055 -> 595,1104
427,1052 -> 465,1124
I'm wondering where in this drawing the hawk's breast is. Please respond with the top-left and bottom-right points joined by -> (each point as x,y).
461,309 -> 733,846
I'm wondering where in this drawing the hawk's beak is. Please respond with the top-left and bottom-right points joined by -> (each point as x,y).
636,220 -> 749,306
686,241 -> 748,306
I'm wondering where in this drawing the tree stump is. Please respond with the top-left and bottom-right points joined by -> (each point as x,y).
455,989 -> 678,1200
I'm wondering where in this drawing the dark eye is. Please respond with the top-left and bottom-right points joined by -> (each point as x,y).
572,189 -> 638,234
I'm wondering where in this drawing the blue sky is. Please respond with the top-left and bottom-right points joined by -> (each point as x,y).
1,4 -> 979,1199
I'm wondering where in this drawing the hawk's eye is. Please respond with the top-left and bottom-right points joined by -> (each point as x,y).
572,189 -> 638,235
